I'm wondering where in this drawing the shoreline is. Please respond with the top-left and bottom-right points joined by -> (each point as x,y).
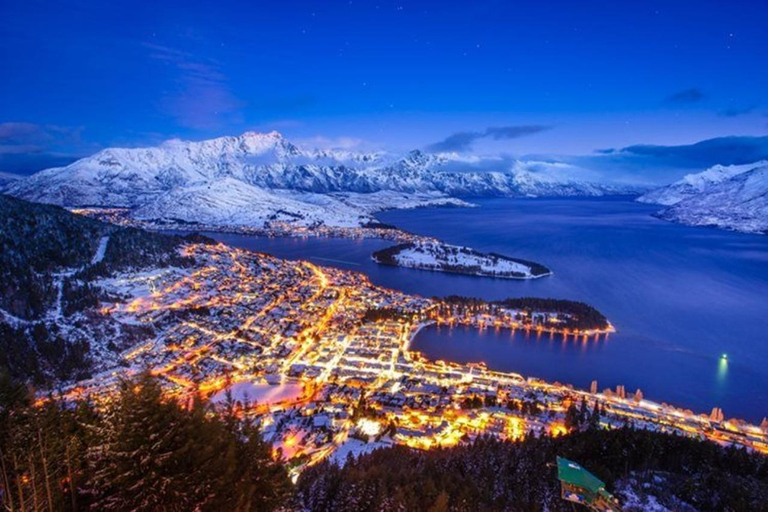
70,206 -> 554,282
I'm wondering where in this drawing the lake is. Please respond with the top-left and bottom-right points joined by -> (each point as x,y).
203,197 -> 768,422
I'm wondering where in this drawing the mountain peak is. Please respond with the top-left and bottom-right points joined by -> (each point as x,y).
4,130 -> 636,212
239,130 -> 285,142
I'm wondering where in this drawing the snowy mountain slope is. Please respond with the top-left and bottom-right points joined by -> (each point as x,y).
5,131 -> 639,228
131,180 -> 471,228
5,132 -> 312,207
637,161 -> 768,206
0,171 -> 21,188
325,191 -> 472,214
655,163 -> 768,234
131,178 -> 369,228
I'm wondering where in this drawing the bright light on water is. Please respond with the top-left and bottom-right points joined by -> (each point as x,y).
718,355 -> 729,384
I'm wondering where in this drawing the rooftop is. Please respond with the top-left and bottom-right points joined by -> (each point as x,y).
557,456 -> 605,493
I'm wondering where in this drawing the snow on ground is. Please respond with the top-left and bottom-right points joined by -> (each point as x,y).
5,131 -> 638,212
6,131 -> 641,233
328,438 -> 393,466
617,488 -> 673,512
0,307 -> 33,327
657,163 -> 768,234
132,178 -> 368,228
96,267 -> 189,303
211,381 -> 303,406
329,190 -> 474,214
129,179 -> 474,229
614,477 -> 697,512
91,236 -> 110,264
639,161 -> 767,206
637,160 -> 768,234
392,241 -> 534,278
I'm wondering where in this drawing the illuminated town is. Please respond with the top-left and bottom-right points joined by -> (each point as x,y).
53,240 -> 768,482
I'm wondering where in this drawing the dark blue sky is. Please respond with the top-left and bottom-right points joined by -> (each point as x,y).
1,0 -> 767,177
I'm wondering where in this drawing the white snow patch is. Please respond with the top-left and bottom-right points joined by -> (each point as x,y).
91,236 -> 110,264
329,438 -> 392,466
211,381 -> 303,405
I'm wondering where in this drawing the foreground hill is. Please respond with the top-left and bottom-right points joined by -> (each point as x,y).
5,372 -> 766,512
297,430 -> 768,512
4,131 -> 638,228
638,161 -> 768,234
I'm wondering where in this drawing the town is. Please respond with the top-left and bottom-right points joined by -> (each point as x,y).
53,240 -> 768,482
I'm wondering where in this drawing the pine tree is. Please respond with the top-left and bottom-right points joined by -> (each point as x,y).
564,403 -> 579,431
87,372 -> 289,512
589,401 -> 601,430
0,374 -> 93,512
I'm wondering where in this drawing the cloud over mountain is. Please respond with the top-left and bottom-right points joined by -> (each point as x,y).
570,136 -> 768,185
612,136 -> 768,168
426,125 -> 551,152
0,122 -> 85,174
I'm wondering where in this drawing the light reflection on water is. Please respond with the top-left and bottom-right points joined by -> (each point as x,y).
717,356 -> 729,384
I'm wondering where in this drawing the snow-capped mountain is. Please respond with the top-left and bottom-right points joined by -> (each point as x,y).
640,161 -> 768,234
131,178 -> 470,228
131,177 -> 364,228
637,161 -> 768,206
4,131 -> 637,228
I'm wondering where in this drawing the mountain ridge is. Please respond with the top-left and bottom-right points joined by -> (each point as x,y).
5,131 -> 641,228
638,161 -> 768,234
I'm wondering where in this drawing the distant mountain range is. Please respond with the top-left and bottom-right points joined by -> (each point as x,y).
3,132 -> 639,228
638,161 -> 768,234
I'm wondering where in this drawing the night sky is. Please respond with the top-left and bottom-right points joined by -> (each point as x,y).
1,0 -> 767,180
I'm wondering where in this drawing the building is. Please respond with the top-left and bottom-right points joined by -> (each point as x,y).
557,457 -> 622,511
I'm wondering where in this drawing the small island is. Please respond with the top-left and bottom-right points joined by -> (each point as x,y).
372,241 -> 552,279
70,208 -> 554,280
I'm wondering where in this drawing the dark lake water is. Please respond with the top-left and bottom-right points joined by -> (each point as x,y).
201,197 -> 768,422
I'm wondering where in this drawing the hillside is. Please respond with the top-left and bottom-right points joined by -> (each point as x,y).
639,162 -> 768,234
296,429 -> 768,512
0,194 -> 200,382
638,161 -> 768,206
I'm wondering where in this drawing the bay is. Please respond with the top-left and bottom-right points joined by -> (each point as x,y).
202,197 -> 768,422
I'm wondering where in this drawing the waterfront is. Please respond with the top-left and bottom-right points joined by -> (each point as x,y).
59,240 -> 768,472
205,197 -> 768,422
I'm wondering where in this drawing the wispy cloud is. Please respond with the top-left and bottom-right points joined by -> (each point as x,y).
569,135 -> 768,184
0,122 -> 80,153
612,136 -> 768,167
426,125 -> 551,152
664,87 -> 706,105
0,122 -> 87,174
144,42 -> 244,130
718,104 -> 758,117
